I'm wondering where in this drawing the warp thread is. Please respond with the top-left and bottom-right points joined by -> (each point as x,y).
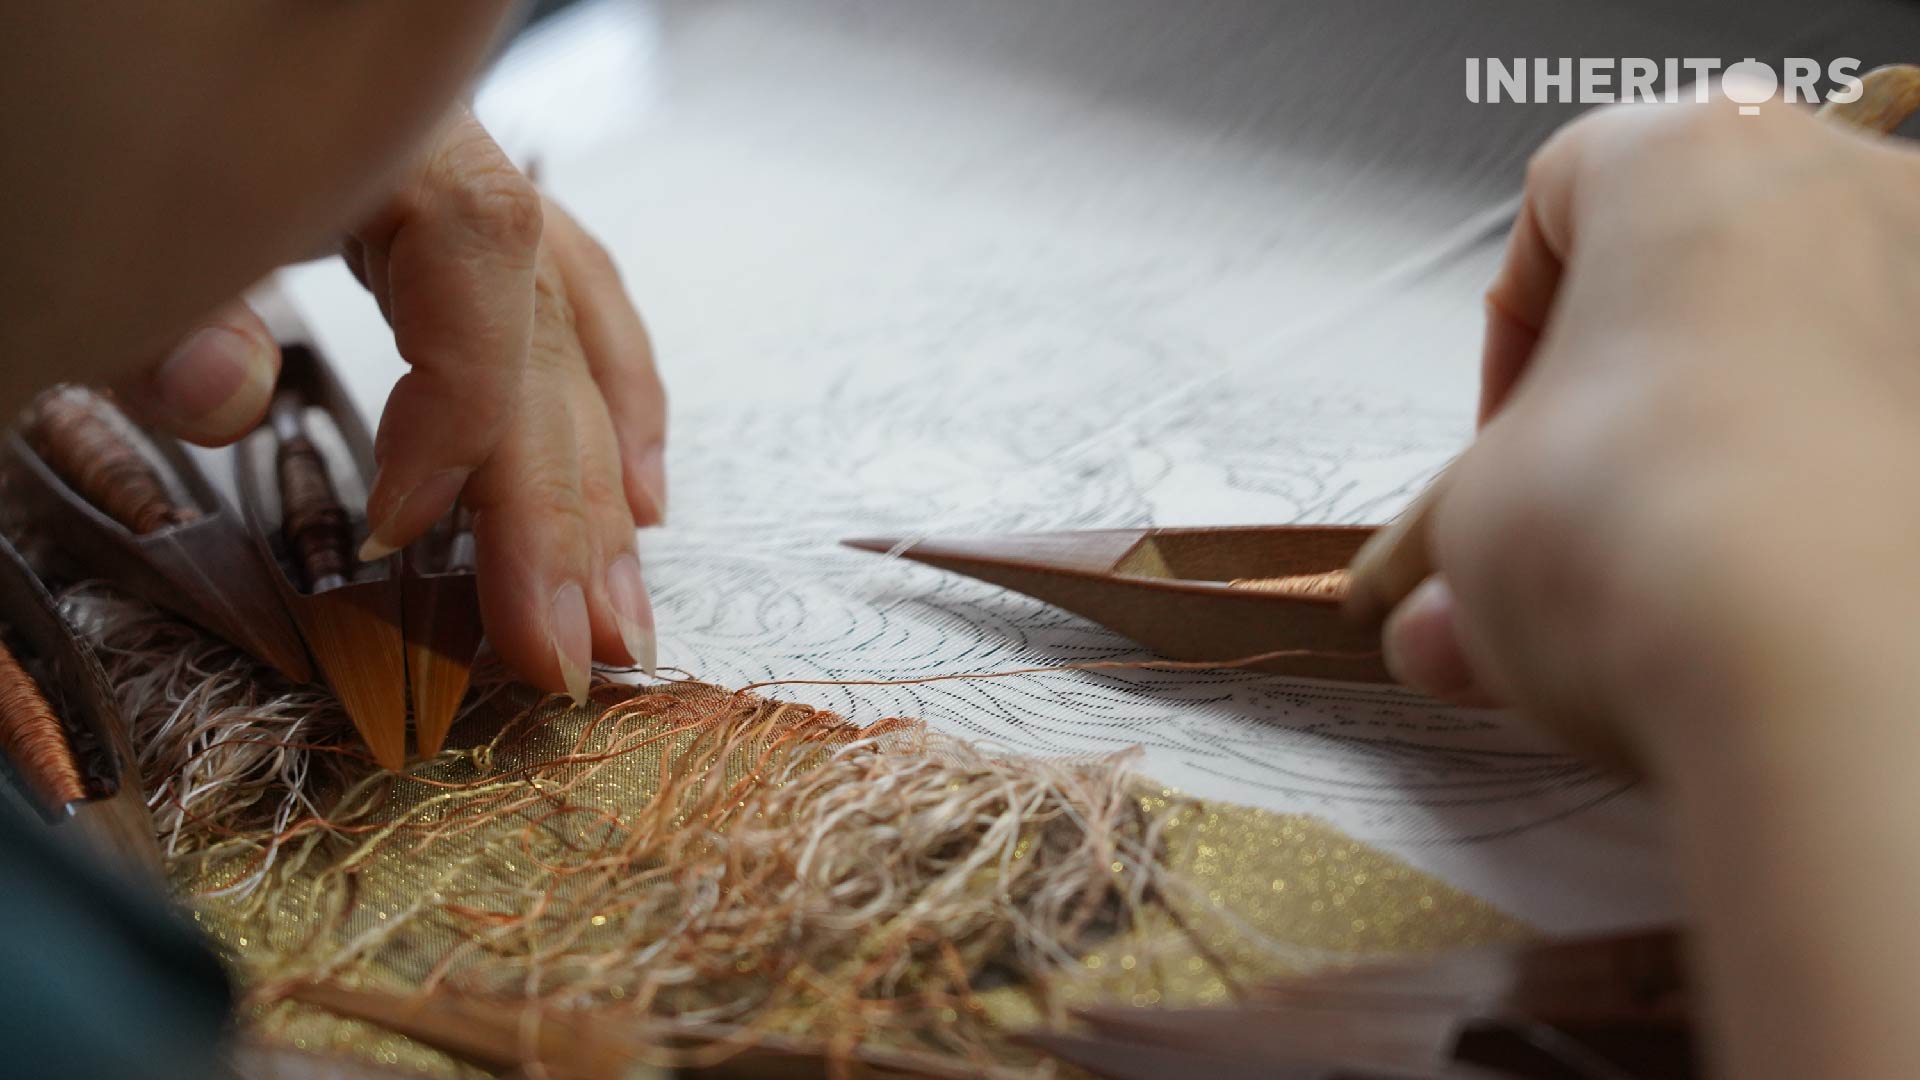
270,395 -> 352,591
27,386 -> 199,535
0,635 -> 85,813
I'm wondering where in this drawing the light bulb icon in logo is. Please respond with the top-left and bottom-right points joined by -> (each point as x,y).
1723,58 -> 1778,116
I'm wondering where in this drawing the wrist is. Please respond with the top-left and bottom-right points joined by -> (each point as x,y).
1622,596 -> 1920,1080
1606,541 -> 1920,782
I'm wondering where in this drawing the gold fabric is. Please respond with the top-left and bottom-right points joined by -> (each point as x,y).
174,681 -> 1529,1075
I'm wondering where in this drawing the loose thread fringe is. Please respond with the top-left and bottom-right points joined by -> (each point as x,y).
61,585 -> 1238,1072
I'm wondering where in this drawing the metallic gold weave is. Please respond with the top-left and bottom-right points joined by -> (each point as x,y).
172,681 -> 1528,1075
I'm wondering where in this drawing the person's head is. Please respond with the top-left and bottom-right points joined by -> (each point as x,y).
0,3 -> 527,405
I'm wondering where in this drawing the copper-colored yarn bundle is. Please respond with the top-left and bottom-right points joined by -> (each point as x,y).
0,636 -> 84,813
269,395 -> 352,590
80,611 -> 1180,1069
54,583 -> 1524,1076
27,387 -> 199,535
1228,567 -> 1351,599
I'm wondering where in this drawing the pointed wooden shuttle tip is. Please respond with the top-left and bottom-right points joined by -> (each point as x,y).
840,535 -> 907,555
842,528 -> 1152,574
358,715 -> 409,772
402,562 -> 483,762
294,586 -> 409,772
408,647 -> 474,761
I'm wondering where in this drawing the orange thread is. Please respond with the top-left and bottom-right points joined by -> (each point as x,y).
1226,568 -> 1351,599
0,637 -> 84,813
736,645 -> 1380,695
156,649 -> 1389,894
28,387 -> 198,535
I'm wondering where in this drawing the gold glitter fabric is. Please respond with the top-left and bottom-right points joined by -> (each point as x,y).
167,679 -> 1528,1075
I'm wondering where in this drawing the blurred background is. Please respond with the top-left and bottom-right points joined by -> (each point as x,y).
320,0 -> 1920,390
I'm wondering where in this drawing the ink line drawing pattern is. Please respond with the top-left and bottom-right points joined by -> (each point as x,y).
638,254 -> 1636,863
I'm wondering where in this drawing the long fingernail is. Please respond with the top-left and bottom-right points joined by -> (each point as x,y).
157,328 -> 275,442
359,467 -> 472,561
605,553 -> 657,676
1381,577 -> 1481,701
550,581 -> 592,705
629,443 -> 668,525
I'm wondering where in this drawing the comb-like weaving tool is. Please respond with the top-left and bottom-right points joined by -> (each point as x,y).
844,526 -> 1387,683
5,386 -> 314,682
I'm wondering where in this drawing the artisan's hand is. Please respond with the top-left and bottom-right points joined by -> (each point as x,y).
117,108 -> 667,701
1374,98 -> 1920,752
1368,98 -> 1920,1079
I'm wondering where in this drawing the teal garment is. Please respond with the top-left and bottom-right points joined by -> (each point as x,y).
0,797 -> 231,1080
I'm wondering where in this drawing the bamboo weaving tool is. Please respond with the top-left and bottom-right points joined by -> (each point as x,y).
238,291 -> 484,769
4,386 -> 313,682
0,531 -> 164,880
844,526 -> 1389,683
1345,63 -> 1920,629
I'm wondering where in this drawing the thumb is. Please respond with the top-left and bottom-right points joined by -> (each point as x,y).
115,299 -> 280,446
1381,576 -> 1504,708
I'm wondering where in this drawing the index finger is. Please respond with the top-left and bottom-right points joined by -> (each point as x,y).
353,107 -> 543,558
1482,65 -> 1920,427
1480,139 -> 1577,425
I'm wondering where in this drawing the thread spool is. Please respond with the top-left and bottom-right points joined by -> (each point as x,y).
0,637 -> 85,815
27,387 -> 199,535
1226,568 -> 1350,599
271,395 -> 352,592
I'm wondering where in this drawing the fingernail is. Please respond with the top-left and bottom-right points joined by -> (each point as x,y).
1381,577 -> 1482,701
629,443 -> 668,525
359,467 -> 472,561
550,581 -> 592,704
605,553 -> 657,676
157,328 -> 275,441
